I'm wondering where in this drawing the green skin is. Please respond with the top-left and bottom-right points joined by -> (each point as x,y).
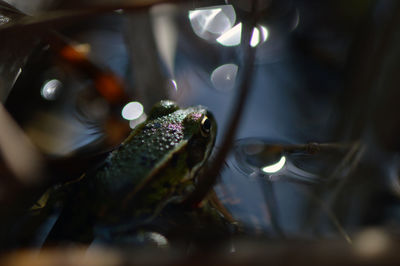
90,100 -> 217,220
45,100 -> 222,244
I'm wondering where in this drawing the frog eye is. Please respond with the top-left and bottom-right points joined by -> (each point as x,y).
200,116 -> 211,137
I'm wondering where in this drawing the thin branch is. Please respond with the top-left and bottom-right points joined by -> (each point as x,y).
183,1 -> 259,207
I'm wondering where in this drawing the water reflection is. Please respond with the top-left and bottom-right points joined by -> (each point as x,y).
210,63 -> 238,91
262,155 -> 286,173
233,138 -> 324,183
219,138 -> 356,236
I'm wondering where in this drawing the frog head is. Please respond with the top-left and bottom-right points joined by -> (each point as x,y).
147,100 -> 217,180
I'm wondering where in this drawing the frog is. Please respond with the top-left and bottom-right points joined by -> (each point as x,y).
34,100 -> 233,247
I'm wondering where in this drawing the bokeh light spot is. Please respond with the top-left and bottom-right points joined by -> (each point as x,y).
41,79 -> 62,100
262,156 -> 286,174
216,22 -> 242,46
250,25 -> 269,47
122,101 -> 144,120
211,63 -> 238,91
189,5 -> 236,42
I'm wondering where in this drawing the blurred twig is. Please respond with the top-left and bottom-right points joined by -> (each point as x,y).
0,102 -> 47,249
3,233 -> 400,266
0,0 -> 183,33
304,141 -> 365,241
339,0 -> 400,141
0,103 -> 44,186
299,187 -> 353,244
300,0 -> 400,244
0,1 -> 39,101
